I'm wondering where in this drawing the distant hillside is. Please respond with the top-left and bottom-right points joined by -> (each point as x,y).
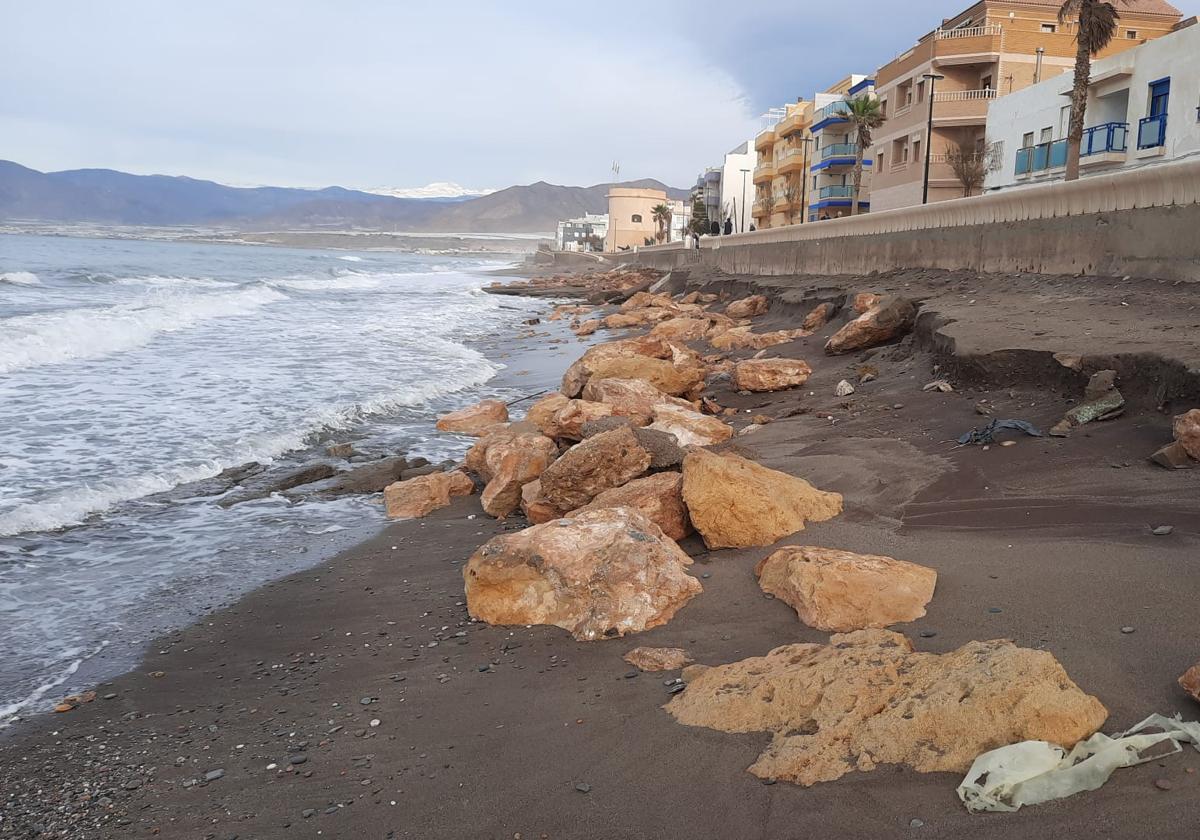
0,161 -> 686,234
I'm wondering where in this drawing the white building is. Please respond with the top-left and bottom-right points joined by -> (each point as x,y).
719,140 -> 757,233
554,213 -> 608,252
984,18 -> 1199,192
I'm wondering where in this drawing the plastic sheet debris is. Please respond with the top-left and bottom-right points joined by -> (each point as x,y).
1049,369 -> 1125,437
957,419 -> 1045,446
958,713 -> 1200,813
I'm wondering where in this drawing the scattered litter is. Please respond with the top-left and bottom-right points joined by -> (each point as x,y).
923,380 -> 953,393
957,713 -> 1200,813
835,379 -> 856,397
1049,370 -> 1125,437
1151,525 -> 1174,536
958,419 -> 1045,446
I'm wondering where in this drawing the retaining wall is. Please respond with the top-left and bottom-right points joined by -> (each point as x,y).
619,158 -> 1200,281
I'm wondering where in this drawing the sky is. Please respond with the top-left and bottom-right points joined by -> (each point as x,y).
3,1 -> 1194,192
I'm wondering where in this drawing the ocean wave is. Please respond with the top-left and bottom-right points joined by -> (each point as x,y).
0,271 -> 39,286
337,255 -> 364,262
0,359 -> 499,536
269,271 -> 382,291
113,274 -> 238,289
0,285 -> 288,374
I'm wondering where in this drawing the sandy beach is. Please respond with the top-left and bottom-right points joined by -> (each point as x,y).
3,263 -> 1199,840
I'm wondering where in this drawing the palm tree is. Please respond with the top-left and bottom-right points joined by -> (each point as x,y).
1059,0 -> 1119,181
650,203 -> 672,244
842,95 -> 885,216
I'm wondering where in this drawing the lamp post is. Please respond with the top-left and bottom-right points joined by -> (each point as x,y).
797,136 -> 813,224
921,73 -> 945,205
739,168 -> 750,232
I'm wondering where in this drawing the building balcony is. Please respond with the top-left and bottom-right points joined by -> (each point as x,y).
755,128 -> 776,152
812,143 -> 869,172
777,110 -> 809,137
1014,139 -> 1068,177
1080,121 -> 1129,167
752,160 -> 776,183
811,100 -> 850,132
932,25 -> 1002,65
817,185 -> 855,200
930,88 -> 996,124
777,146 -> 811,174
1137,114 -> 1167,150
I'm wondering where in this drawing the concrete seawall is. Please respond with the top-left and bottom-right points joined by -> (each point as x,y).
616,157 -> 1200,281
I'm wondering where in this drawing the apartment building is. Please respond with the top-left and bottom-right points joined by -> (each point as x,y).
555,213 -> 608,252
752,101 -> 815,229
869,0 -> 1182,212
808,76 -> 875,220
985,18 -> 1199,190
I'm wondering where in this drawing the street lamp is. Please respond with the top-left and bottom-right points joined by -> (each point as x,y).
739,168 -> 750,232
921,72 -> 945,205
797,136 -> 814,224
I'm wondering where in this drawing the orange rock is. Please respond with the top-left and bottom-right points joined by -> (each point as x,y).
624,646 -> 693,671
650,317 -> 714,342
573,319 -> 600,337
575,472 -> 692,541
560,337 -> 675,397
646,403 -> 734,447
710,327 -> 809,352
549,399 -> 615,440
620,291 -> 676,311
582,377 -> 692,426
524,393 -> 571,437
1180,662 -> 1200,702
479,433 -> 558,518
537,426 -> 652,512
464,506 -> 701,641
585,354 -> 705,398
801,302 -> 837,330
851,292 -> 881,313
733,358 -> 813,392
825,296 -> 917,355
724,295 -> 769,318
1175,409 -> 1200,460
383,470 -> 475,519
520,479 -> 562,524
681,449 -> 842,549
667,629 -> 1108,787
755,546 -> 937,632
435,399 -> 509,436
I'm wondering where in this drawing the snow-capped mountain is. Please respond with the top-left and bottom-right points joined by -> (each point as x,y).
366,182 -> 495,200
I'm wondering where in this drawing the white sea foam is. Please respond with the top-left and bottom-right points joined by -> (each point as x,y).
113,274 -> 237,289
0,641 -> 109,726
0,285 -> 288,374
269,272 -> 382,291
0,270 -> 40,286
337,255 -> 364,262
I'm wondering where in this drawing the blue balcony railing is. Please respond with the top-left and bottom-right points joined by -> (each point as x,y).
1081,122 -> 1128,156
816,100 -> 851,122
819,143 -> 857,160
818,185 -> 854,199
1015,139 -> 1068,175
1137,113 -> 1167,149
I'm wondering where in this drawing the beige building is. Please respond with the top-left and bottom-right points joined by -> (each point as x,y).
752,100 -> 814,230
605,187 -> 668,251
870,0 -> 1182,212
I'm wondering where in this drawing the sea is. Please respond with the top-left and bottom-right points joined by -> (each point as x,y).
0,233 -> 548,726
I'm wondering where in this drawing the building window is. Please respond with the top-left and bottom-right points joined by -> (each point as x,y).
916,80 -> 925,103
1040,22 -> 1057,33
1126,29 -> 1139,39
1022,131 -> 1035,148
631,214 -> 642,223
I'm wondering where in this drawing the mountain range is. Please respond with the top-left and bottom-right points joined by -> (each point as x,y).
0,161 -> 687,235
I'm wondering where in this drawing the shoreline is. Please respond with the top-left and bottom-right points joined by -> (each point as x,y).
3,265 -> 1199,839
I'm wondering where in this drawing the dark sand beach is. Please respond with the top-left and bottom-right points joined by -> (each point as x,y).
3,264 -> 1199,840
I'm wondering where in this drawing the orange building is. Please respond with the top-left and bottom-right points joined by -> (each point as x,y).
869,0 -> 1182,212
752,100 -> 815,229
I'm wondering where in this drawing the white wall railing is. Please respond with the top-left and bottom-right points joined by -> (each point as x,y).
935,24 -> 1002,40
934,88 -> 999,102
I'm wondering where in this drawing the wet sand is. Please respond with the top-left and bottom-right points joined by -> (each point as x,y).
3,267 -> 1199,840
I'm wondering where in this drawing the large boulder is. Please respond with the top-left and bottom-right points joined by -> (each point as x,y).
548,399 -> 614,441
825,296 -> 917,355
560,336 -> 674,397
384,470 -> 475,519
574,472 -> 691,541
479,433 -> 558,518
681,449 -> 842,549
519,479 -> 560,524
536,425 -> 652,513
724,294 -> 769,318
218,462 -> 337,507
646,403 -> 734,447
801,302 -> 837,331
584,354 -> 705,399
463,506 -> 701,641
755,546 -> 937,632
667,629 -> 1107,786
464,423 -> 526,481
582,377 -> 691,426
435,399 -> 509,435
710,327 -> 809,352
524,393 -> 570,436
1175,409 -> 1200,460
851,292 -> 881,314
620,291 -> 676,312
733,358 -> 813,392
320,455 -> 410,496
572,319 -> 600,336
650,317 -> 713,342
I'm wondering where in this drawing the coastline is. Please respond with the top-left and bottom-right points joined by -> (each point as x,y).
3,266 -> 1199,839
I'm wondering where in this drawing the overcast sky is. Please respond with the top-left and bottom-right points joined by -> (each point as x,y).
4,1 -> 1194,192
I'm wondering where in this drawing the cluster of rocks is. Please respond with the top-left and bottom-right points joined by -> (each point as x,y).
1152,407 -> 1200,469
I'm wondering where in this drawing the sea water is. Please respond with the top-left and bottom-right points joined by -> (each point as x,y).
0,234 -> 544,724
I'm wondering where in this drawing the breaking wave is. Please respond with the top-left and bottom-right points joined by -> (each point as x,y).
0,271 -> 39,286
0,285 -> 288,374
